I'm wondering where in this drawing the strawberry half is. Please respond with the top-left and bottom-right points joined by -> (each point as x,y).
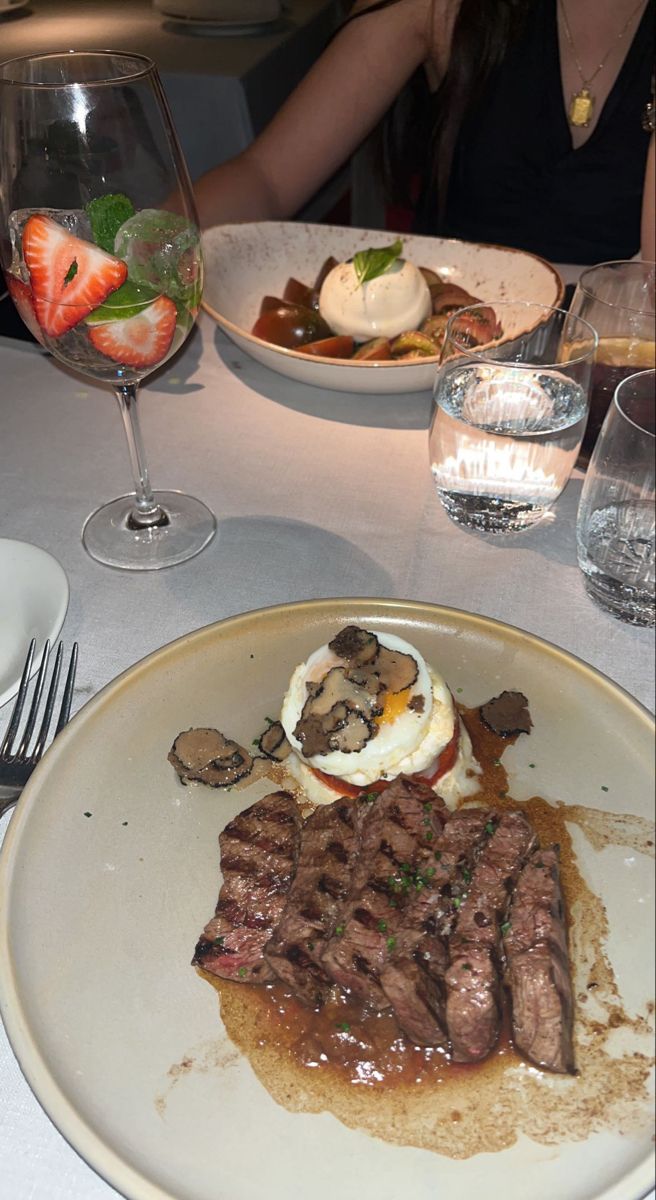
22,214 -> 127,338
4,274 -> 46,347
88,295 -> 177,369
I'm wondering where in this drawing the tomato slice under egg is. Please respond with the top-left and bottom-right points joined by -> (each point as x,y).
309,720 -> 461,799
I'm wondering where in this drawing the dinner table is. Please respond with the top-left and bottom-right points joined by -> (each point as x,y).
0,272 -> 654,1198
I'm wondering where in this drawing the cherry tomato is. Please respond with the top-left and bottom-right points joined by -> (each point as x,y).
252,303 -> 332,349
450,306 -> 500,347
283,277 -> 318,309
431,283 -> 478,315
352,337 -> 393,361
312,255 -> 338,293
298,335 -> 354,358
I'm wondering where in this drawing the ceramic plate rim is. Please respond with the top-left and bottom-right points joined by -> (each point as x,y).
0,538 -> 69,709
0,597 -> 653,1200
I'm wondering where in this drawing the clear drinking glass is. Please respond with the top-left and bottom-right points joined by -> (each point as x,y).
0,51 -> 216,570
428,301 -> 598,533
568,260 -> 656,465
576,369 -> 655,626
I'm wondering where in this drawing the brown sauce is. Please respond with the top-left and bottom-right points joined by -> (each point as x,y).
192,705 -> 655,1158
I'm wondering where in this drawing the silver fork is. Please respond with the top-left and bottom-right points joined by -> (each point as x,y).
0,639 -> 78,817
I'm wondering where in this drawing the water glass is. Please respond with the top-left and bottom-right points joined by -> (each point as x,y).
576,369 -> 655,626
429,301 -> 597,533
568,260 -> 656,464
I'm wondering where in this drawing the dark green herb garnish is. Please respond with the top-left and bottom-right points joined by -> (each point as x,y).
238,967 -> 247,978
86,192 -> 135,254
601,785 -> 609,792
336,1022 -> 351,1032
485,821 -> 495,834
213,936 -> 225,947
501,921 -> 511,936
353,238 -> 403,286
386,936 -> 397,951
334,924 -> 345,936
377,920 -> 387,932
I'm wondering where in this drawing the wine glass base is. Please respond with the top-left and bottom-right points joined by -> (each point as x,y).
82,491 -> 216,570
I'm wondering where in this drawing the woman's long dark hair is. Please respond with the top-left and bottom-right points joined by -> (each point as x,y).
342,0 -> 534,225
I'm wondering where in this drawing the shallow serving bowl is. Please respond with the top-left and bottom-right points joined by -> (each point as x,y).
201,222 -> 564,394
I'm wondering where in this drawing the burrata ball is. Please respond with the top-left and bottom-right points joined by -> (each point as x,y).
318,258 -> 431,342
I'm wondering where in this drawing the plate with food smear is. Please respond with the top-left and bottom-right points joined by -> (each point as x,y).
0,598 -> 653,1200
201,222 -> 564,393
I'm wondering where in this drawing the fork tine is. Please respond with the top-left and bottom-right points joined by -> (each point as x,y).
15,640 -> 51,759
54,642 -> 78,737
31,642 -> 64,760
0,638 -> 36,758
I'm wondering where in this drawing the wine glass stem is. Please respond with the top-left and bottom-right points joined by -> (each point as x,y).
114,383 -> 169,529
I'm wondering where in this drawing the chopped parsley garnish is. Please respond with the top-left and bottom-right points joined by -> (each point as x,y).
213,936 -> 225,947
84,811 -> 92,818
377,920 -> 387,932
529,763 -> 536,769
462,962 -> 472,972
501,921 -> 511,936
462,867 -> 472,884
423,802 -> 433,813
386,936 -> 397,951
307,941 -> 315,951
336,1021 -> 351,1032
334,924 -> 345,936
601,785 -> 609,792
453,897 -> 462,909
238,967 -> 247,978
434,850 -> 442,861
485,821 -> 495,835
425,831 -> 434,842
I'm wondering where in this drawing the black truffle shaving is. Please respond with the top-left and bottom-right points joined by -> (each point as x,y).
480,691 -> 532,737
258,720 -> 291,762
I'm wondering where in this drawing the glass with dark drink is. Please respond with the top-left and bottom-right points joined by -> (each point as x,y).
568,262 -> 655,464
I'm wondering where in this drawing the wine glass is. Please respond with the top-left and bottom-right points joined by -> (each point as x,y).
568,260 -> 656,466
0,51 -> 216,570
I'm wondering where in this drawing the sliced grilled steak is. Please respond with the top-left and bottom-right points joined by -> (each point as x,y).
192,790 -> 302,983
504,845 -> 575,1073
264,795 -> 365,1006
380,807 -> 494,1045
445,810 -> 537,1061
320,777 -> 446,1008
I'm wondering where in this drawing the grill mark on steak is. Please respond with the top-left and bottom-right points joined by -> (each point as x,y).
320,777 -> 447,1009
264,796 -> 365,1006
445,810 -> 537,1062
379,808 -> 493,1046
504,845 -> 575,1074
192,790 -> 302,984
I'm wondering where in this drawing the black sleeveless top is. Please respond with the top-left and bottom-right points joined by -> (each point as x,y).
416,0 -> 655,263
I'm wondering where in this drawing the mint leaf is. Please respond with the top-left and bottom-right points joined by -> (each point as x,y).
85,279 -> 160,325
353,238 -> 403,287
86,193 -> 135,254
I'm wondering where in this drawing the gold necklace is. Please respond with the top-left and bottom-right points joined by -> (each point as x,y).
559,0 -> 647,128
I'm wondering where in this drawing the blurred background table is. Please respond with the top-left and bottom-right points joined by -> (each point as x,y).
0,304 -> 654,1197
0,0 -> 345,206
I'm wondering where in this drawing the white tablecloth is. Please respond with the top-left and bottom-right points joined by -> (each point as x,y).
0,319 -> 654,1199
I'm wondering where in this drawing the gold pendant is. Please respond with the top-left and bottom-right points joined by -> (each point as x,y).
569,86 -> 594,128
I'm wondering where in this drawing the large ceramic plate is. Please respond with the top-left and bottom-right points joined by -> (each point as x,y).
0,538 -> 69,709
0,599 -> 654,1200
202,222 -> 564,393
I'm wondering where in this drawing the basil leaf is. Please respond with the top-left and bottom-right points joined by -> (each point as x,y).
352,238 -> 403,286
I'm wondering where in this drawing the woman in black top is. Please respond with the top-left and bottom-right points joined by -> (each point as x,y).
193,0 -> 655,264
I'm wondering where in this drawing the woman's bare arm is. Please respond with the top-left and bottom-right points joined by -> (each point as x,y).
641,135 -> 655,260
193,0 -> 456,228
